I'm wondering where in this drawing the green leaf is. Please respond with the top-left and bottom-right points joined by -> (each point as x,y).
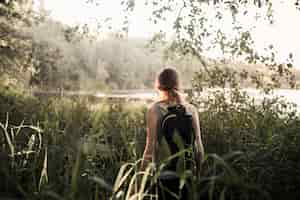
157,136 -> 171,161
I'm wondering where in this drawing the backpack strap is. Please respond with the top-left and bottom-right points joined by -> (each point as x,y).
161,113 -> 177,130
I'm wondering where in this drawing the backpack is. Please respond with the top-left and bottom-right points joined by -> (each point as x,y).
157,104 -> 196,174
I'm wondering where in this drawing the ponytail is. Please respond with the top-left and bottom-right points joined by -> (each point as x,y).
168,89 -> 182,104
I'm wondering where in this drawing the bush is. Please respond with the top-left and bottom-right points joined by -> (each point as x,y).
0,87 -> 148,199
1,82 -> 300,199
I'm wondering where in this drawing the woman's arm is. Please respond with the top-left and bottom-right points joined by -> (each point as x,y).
192,108 -> 204,171
141,106 -> 157,171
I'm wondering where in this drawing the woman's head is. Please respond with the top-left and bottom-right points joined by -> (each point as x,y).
156,68 -> 182,103
156,68 -> 180,91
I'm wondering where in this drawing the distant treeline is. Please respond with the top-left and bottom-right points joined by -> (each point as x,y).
1,3 -> 299,91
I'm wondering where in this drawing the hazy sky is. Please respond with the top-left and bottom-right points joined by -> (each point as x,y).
34,0 -> 300,68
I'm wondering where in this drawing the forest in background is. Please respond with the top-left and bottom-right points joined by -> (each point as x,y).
1,0 -> 300,91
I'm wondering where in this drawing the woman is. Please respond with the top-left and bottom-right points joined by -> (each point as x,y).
141,68 -> 204,199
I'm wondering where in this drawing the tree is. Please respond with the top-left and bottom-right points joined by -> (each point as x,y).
89,0 -> 298,89
0,0 -> 34,81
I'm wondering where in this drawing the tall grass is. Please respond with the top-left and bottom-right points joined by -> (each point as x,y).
190,86 -> 300,200
1,85 -> 300,199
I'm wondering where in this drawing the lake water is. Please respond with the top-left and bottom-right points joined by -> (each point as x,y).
95,88 -> 299,102
34,88 -> 300,112
95,88 -> 300,112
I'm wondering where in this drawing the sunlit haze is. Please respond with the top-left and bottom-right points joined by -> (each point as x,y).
34,0 -> 300,68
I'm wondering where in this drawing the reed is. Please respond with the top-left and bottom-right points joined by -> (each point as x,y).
0,85 -> 299,200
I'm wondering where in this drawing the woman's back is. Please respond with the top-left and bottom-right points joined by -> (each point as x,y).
140,68 -> 204,200
149,100 -> 198,171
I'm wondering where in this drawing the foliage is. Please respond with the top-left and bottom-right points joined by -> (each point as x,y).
189,60 -> 300,199
0,0 -> 81,89
0,87 -> 147,199
0,0 -> 34,81
108,0 -> 298,90
29,40 -> 80,90
1,79 -> 300,199
2,0 -> 300,91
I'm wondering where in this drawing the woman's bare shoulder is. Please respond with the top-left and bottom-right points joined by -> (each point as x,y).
148,101 -> 159,110
147,101 -> 162,114
147,101 -> 169,118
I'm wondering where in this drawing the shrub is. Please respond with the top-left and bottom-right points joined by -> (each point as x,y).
1,79 -> 300,199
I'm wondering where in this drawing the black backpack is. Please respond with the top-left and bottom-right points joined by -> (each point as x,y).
158,104 -> 195,173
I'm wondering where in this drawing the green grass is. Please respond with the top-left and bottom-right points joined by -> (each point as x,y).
0,86 -> 300,200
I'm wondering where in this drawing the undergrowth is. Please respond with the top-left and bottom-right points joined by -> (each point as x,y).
0,85 -> 300,200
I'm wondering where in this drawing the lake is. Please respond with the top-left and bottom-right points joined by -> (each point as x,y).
33,88 -> 300,112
